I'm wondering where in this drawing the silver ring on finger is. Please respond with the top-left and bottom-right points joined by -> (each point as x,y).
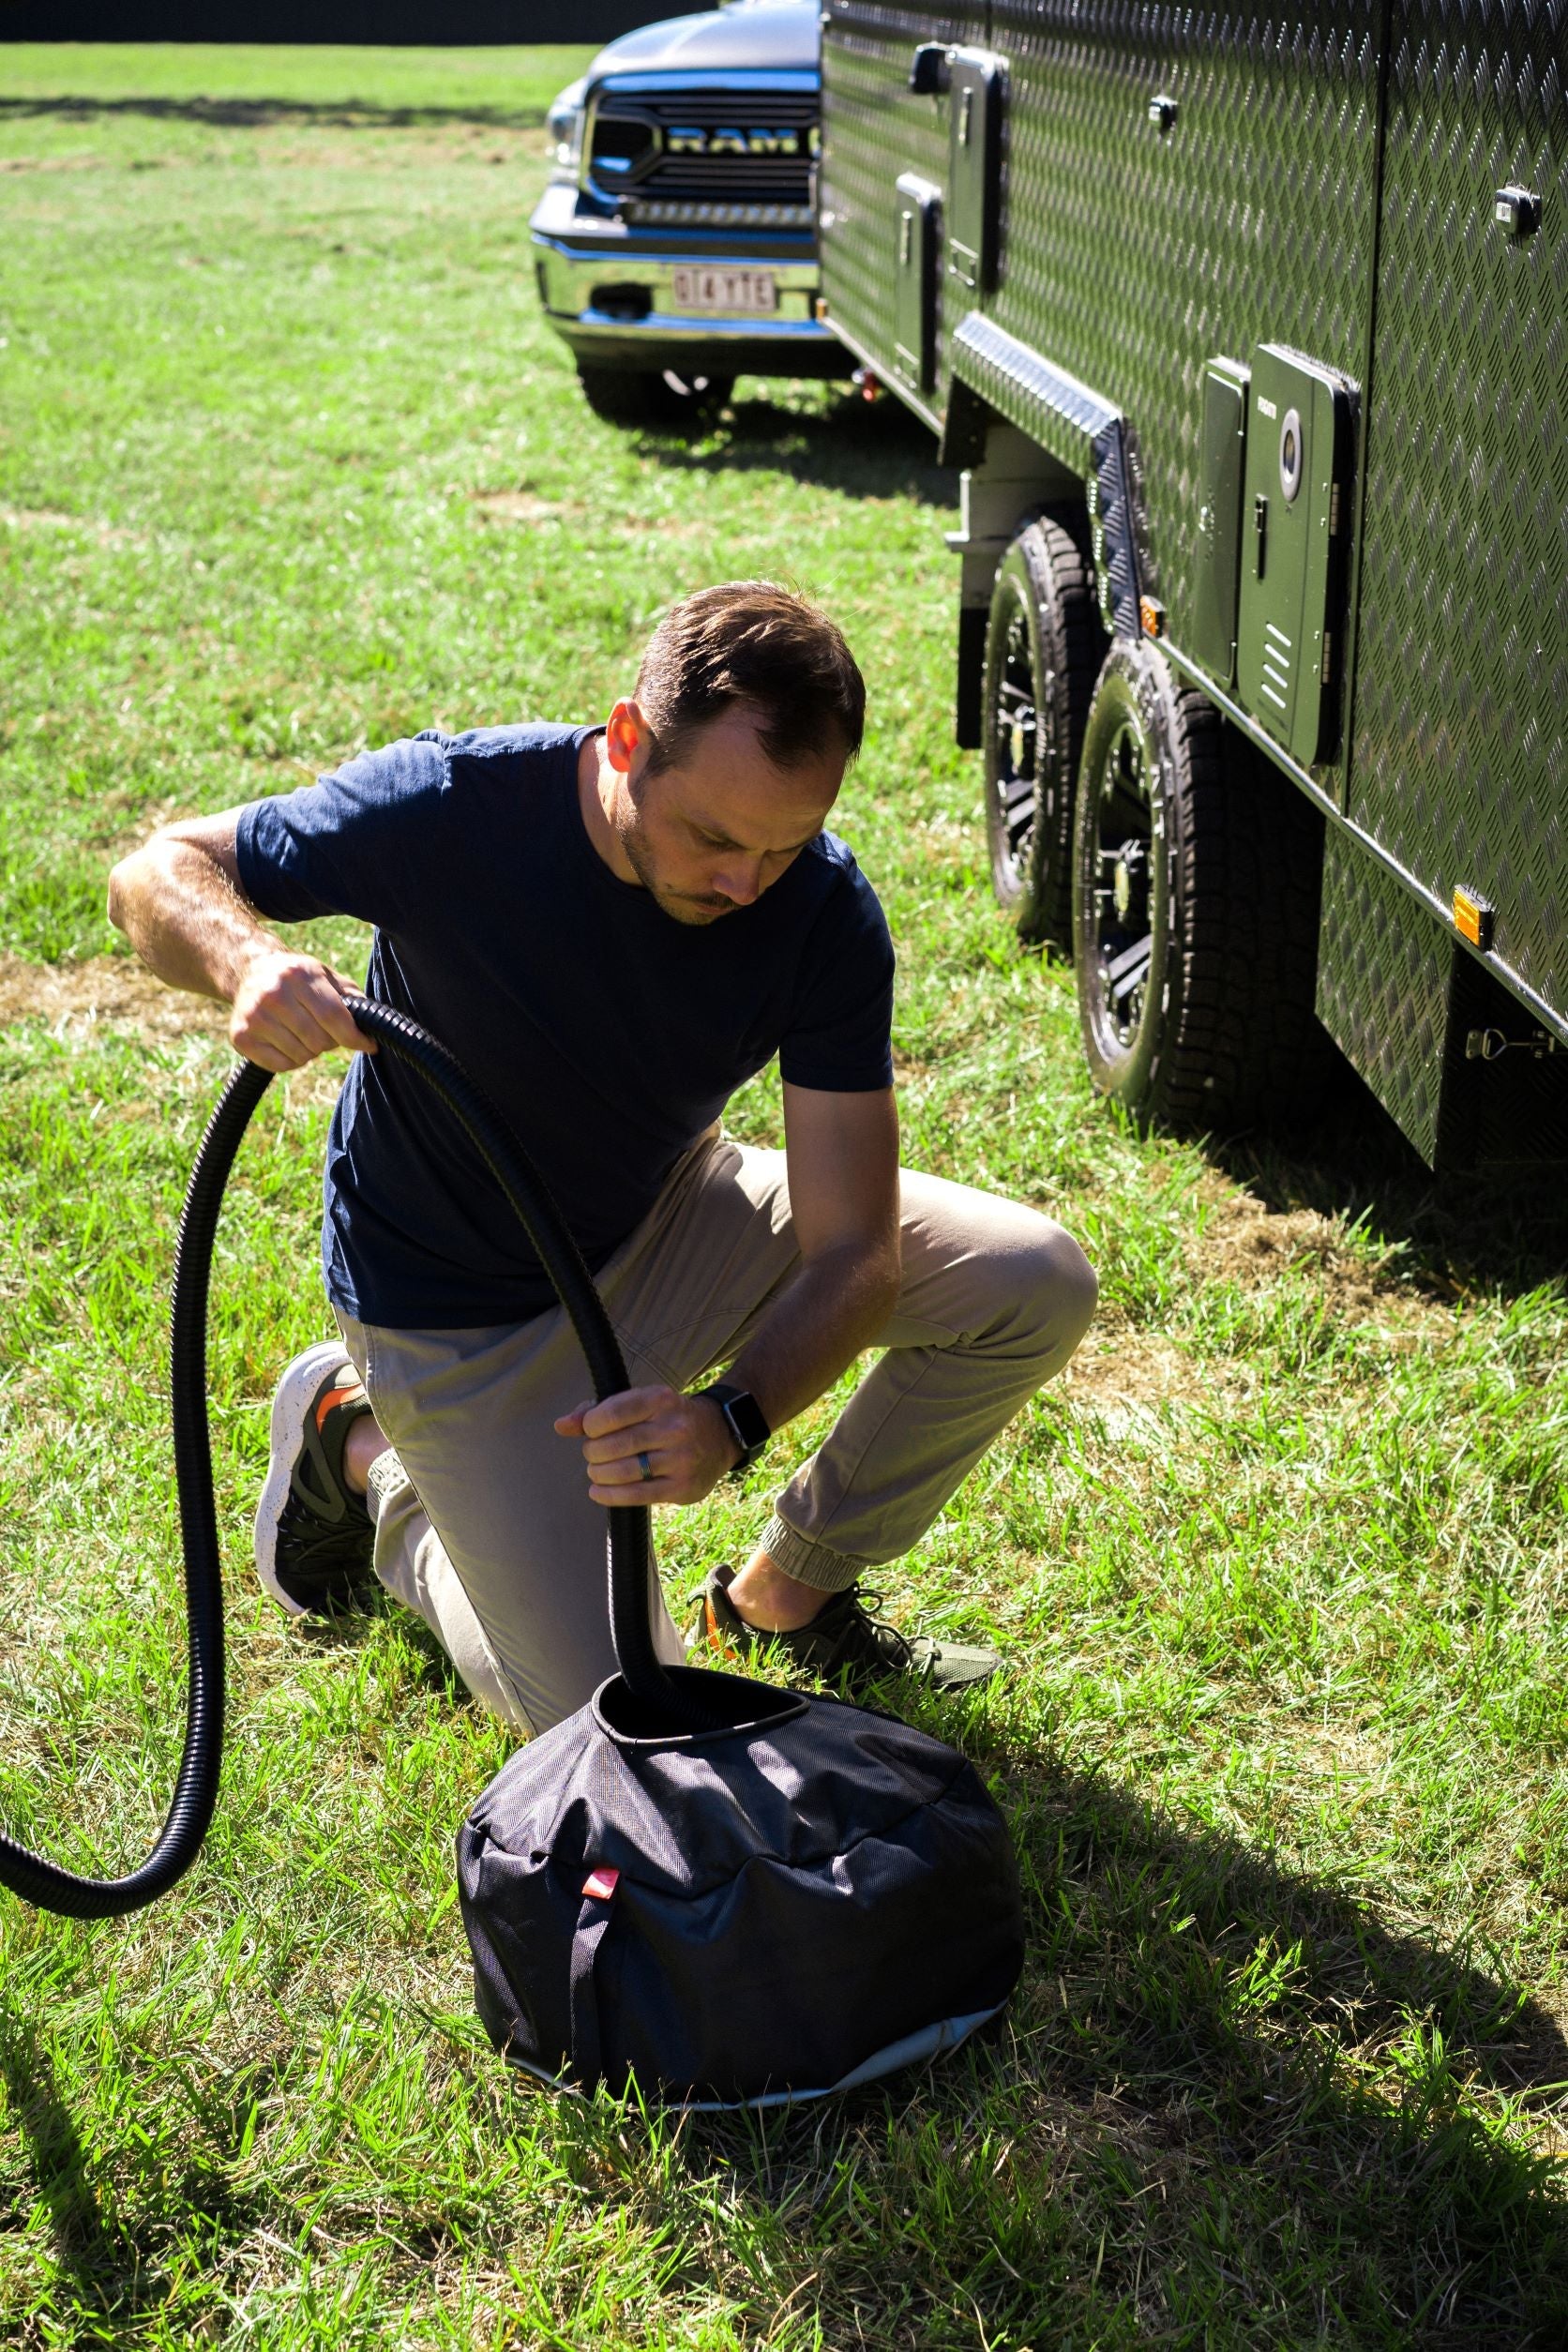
638,1451 -> 655,1483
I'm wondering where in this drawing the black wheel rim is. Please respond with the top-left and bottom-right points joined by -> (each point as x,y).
989,586 -> 1038,893
1086,715 -> 1155,1055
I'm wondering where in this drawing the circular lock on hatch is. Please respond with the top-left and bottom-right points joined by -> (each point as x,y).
1279,406 -> 1304,504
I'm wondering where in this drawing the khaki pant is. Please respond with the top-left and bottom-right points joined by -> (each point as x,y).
336,1131 -> 1096,1738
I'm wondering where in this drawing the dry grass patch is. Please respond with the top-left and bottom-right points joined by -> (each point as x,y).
1188,1174 -> 1402,1308
0,956 -> 358,1111
0,504 -> 130,543
0,952 -> 225,1039
471,489 -> 566,524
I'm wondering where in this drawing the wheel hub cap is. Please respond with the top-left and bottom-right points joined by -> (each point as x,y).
1087,723 -> 1155,1053
1112,839 -> 1145,924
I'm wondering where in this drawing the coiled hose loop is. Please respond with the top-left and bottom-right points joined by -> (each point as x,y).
0,997 -> 707,1917
0,1054 -> 272,1918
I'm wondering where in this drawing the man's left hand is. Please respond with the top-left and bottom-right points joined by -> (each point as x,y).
554,1385 -> 739,1507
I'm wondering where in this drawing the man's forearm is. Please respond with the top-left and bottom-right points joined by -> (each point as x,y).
722,1240 -> 900,1439
108,834 -> 278,1003
108,822 -> 371,1072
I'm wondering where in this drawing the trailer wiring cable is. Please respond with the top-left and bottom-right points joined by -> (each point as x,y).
0,994 -> 715,1922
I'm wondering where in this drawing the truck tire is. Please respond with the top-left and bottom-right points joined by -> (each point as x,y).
981,514 -> 1104,947
576,365 -> 735,430
1071,638 -> 1331,1133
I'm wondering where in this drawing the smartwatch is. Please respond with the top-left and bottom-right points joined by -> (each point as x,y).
698,1381 -> 772,1476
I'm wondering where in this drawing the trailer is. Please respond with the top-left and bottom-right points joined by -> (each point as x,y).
816,3 -> 1567,1168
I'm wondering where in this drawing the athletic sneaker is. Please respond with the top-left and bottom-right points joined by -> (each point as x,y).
698,1564 -> 1003,1695
254,1341 -> 376,1618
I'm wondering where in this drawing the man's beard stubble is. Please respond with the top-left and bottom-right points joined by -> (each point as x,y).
617,806 -> 736,926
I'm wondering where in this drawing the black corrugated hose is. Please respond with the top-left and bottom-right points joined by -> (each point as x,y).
340,998 -> 696,1723
0,994 -> 703,1921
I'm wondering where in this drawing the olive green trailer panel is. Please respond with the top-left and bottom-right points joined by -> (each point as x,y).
1191,357 -> 1249,687
1235,345 -> 1355,770
820,5 -> 985,422
1350,0 -> 1568,1025
893,171 -> 942,392
983,0 -> 1380,755
822,4 -> 1384,786
1317,832 -> 1568,1171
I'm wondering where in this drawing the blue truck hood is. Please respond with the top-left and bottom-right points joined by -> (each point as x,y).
589,1 -> 820,82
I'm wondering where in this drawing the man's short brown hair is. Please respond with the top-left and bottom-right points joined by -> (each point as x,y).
634,581 -> 866,776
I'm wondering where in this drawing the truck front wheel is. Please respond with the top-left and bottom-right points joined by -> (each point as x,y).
576,365 -> 735,430
1071,638 -> 1330,1132
981,515 -> 1103,946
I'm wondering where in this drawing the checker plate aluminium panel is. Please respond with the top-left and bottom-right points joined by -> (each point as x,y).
1349,0 -> 1568,1024
822,4 -> 1383,789
1317,824 -> 1451,1163
985,5 -> 1380,711
819,5 -> 985,409
1319,826 -> 1568,1171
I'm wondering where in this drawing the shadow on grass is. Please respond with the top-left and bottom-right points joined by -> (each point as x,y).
0,1996 -> 259,2330
0,96 -> 550,131
654,1738 -> 1568,2344
643,384 -> 957,511
4,1726 -> 1565,2341
295,1583 -> 475,1708
0,2001 -> 163,2328
1207,1058 -> 1568,1304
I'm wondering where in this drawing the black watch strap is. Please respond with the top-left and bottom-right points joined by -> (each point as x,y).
698,1380 -> 772,1475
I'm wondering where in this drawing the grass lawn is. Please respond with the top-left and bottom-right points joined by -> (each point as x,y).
3,40 -> 1568,2350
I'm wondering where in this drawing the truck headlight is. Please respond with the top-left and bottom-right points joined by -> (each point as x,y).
548,79 -> 587,180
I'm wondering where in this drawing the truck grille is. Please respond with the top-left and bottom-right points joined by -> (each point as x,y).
586,85 -> 818,224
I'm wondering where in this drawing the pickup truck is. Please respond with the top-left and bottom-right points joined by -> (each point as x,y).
531,0 -> 849,428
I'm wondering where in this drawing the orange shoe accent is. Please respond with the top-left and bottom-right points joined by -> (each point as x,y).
314,1380 -> 366,1433
704,1597 -> 738,1662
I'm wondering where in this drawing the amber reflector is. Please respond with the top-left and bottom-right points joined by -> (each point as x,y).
1453,888 -> 1493,949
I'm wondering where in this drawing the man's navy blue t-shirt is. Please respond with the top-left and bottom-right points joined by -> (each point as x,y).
234,723 -> 895,1330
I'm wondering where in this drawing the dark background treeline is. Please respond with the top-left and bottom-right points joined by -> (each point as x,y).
0,1 -> 653,41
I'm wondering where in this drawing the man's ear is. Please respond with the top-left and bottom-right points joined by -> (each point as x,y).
605,698 -> 646,776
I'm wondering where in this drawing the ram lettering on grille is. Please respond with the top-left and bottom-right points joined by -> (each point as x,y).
665,127 -> 819,157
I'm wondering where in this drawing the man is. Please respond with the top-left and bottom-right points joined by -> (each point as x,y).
109,582 -> 1096,1738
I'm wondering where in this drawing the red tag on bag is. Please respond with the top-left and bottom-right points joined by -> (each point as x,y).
581,1866 -> 620,1902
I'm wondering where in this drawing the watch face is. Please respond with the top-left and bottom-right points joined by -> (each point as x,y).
724,1390 -> 771,1455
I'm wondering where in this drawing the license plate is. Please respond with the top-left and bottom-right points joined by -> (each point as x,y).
671,266 -> 776,315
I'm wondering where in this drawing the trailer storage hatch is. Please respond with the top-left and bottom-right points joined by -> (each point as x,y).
1235,345 -> 1355,770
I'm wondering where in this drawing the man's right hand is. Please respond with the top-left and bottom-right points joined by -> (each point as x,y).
229,949 -> 376,1073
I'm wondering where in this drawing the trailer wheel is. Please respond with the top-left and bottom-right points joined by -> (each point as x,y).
576,365 -> 735,430
981,515 -> 1103,946
1071,638 -> 1330,1132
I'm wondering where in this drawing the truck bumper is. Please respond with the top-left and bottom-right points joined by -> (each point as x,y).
529,184 -> 848,381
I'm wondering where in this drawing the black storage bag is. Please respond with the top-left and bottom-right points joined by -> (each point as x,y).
459,1667 -> 1024,2103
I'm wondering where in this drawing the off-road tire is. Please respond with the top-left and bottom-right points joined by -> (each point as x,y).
1071,636 -> 1333,1133
981,513 -> 1104,946
576,365 -> 735,431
